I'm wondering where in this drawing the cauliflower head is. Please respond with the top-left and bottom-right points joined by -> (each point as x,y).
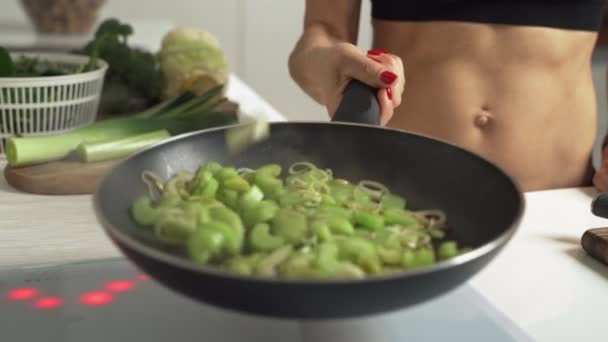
159,27 -> 229,99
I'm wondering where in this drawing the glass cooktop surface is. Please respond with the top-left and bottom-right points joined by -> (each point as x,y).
0,258 -> 533,342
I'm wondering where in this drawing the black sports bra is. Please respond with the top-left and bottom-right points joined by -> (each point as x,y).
370,0 -> 605,31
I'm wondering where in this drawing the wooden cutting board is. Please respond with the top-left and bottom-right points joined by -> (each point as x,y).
3,100 -> 240,195
581,227 -> 608,266
4,159 -> 123,195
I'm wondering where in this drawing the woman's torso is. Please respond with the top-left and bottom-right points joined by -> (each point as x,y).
370,1 -> 603,191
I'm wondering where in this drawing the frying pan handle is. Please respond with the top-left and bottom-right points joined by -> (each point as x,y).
591,193 -> 608,219
331,80 -> 381,125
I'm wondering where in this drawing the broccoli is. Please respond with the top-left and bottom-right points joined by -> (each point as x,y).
76,18 -> 162,114
95,18 -> 133,44
125,48 -> 163,99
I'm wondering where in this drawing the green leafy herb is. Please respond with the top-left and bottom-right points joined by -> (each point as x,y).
0,47 -> 15,76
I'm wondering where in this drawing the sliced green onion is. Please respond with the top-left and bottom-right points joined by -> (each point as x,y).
288,162 -> 316,175
357,180 -> 388,200
415,210 -> 448,229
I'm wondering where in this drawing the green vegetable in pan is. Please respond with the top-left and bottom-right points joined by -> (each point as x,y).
130,161 -> 471,280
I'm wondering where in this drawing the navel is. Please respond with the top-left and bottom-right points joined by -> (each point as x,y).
474,107 -> 492,128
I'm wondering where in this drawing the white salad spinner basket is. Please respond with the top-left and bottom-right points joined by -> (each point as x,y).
0,52 -> 108,155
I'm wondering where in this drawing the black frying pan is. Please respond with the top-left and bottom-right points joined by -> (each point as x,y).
592,193 -> 608,218
93,81 -> 524,319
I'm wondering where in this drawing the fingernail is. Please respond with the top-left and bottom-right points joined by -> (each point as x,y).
368,56 -> 382,63
386,87 -> 393,100
380,71 -> 397,85
367,49 -> 388,56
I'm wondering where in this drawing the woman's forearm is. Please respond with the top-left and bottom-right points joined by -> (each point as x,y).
288,24 -> 343,104
289,0 -> 361,105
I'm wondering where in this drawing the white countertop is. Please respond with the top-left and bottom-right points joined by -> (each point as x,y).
470,186 -> 608,342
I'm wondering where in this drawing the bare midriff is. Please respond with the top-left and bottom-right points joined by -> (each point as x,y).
372,20 -> 599,191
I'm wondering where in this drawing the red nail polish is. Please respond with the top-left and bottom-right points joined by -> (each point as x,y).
368,56 -> 382,63
386,87 -> 393,100
367,48 -> 388,56
380,71 -> 397,85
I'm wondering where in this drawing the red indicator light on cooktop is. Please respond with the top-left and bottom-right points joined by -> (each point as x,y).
35,297 -> 64,309
7,287 -> 39,300
80,291 -> 113,306
106,280 -> 135,292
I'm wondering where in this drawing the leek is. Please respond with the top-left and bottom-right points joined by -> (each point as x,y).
5,86 -> 234,166
76,129 -> 171,163
6,103 -> 237,166
160,85 -> 223,118
132,92 -> 196,119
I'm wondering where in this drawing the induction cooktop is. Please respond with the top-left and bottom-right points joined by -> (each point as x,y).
0,258 -> 533,342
